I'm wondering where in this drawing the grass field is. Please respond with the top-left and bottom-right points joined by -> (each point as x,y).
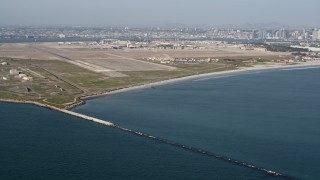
0,57 -> 241,107
0,46 -> 291,109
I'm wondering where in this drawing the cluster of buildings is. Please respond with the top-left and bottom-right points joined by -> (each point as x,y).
59,39 -> 269,52
0,61 -> 34,93
254,29 -> 320,40
145,56 -> 219,64
0,60 -> 34,93
0,61 -> 32,81
1,26 -> 320,42
9,69 -> 33,81
294,51 -> 320,62
59,39 -> 203,50
280,56 -> 320,63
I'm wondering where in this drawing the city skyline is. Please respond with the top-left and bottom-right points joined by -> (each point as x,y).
1,0 -> 320,27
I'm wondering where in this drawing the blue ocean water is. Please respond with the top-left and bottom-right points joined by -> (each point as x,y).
74,67 -> 320,180
0,102 -> 279,180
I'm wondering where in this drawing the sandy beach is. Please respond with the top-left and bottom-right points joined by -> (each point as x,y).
81,60 -> 320,101
1,60 -> 320,110
1,60 -> 318,180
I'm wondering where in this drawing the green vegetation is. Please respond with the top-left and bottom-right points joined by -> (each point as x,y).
264,44 -> 309,52
0,57 -> 270,108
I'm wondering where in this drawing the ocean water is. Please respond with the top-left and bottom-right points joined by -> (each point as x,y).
0,102 -> 280,180
74,67 -> 320,180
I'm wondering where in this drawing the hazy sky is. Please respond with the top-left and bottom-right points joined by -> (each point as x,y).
0,0 -> 319,27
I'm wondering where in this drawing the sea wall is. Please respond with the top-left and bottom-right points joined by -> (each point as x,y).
0,98 -> 294,179
0,99 -> 114,126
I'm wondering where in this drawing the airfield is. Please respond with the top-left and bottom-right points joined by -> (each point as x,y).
0,42 -> 293,108
0,42 -> 290,76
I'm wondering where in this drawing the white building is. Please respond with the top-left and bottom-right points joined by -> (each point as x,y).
22,76 -> 33,81
9,69 -> 18,75
58,34 -> 66,38
18,74 -> 27,78
312,29 -> 320,41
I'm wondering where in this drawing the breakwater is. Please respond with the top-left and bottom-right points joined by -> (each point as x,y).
112,125 -> 295,179
0,99 -> 294,179
0,99 -> 113,126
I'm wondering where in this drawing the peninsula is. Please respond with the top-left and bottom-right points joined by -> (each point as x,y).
1,41 -> 320,109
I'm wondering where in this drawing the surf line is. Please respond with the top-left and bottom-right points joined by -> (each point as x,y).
111,125 -> 295,179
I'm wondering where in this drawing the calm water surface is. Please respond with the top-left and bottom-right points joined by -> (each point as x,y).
0,102 -> 277,180
74,67 -> 320,180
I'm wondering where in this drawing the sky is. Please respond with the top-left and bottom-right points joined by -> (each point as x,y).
0,0 -> 319,27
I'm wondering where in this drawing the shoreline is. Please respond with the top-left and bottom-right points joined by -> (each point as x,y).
2,62 -> 315,179
1,61 -> 320,111
78,60 -> 320,103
